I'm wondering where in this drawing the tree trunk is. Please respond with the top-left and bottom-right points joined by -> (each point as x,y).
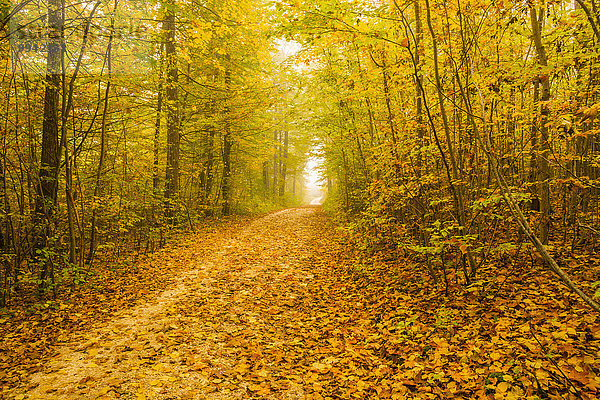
423,0 -> 477,278
163,2 -> 180,220
153,42 -> 164,197
414,0 -> 424,175
530,6 -> 552,244
292,169 -> 296,195
272,130 -> 278,196
0,153 -> 12,306
380,51 -> 399,168
35,0 -> 63,289
529,79 -> 539,186
262,160 -> 269,194
58,0 -> 101,272
222,66 -> 232,215
204,123 -> 215,204
88,0 -> 115,265
279,131 -> 288,196
222,129 -> 232,215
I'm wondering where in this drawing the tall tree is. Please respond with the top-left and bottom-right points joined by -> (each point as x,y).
529,5 -> 552,244
163,0 -> 180,218
35,0 -> 64,288
222,65 -> 233,215
279,130 -> 288,196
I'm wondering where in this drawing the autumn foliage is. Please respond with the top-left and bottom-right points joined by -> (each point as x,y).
1,0 -> 600,399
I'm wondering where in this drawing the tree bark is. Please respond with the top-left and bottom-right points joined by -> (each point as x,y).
88,1 -> 115,264
279,131 -> 288,196
262,160 -> 269,194
414,0 -> 424,176
60,0 -> 100,271
530,6 -> 552,244
35,0 -> 63,288
204,123 -> 215,202
163,2 -> 180,220
222,66 -> 232,215
153,42 -> 164,197
272,130 -> 278,196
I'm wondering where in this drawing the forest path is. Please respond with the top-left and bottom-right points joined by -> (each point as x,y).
19,207 -> 345,400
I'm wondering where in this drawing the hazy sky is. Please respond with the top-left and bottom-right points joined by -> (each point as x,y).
275,39 -> 324,202
305,157 -> 321,190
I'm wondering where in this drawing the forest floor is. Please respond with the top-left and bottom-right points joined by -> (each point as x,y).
1,207 -> 599,400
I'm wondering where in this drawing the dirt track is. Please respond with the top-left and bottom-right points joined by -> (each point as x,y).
17,208 -> 337,400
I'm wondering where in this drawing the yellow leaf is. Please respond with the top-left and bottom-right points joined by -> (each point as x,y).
257,369 -> 269,378
552,330 -> 568,340
496,381 -> 510,393
233,363 -> 249,374
248,383 -> 261,391
356,380 -> 367,391
447,381 -> 457,393
311,361 -> 331,374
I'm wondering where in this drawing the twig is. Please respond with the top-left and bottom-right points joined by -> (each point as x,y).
576,219 -> 599,235
529,322 -> 581,397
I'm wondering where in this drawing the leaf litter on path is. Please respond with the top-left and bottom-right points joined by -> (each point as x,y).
6,207 -> 600,399
11,208 -> 339,399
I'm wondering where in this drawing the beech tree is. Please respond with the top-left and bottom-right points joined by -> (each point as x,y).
279,0 -> 600,303
0,0 -> 310,302
33,0 -> 64,290
163,0 -> 180,215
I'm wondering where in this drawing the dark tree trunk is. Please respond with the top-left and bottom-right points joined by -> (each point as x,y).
163,3 -> 180,220
279,131 -> 288,196
204,124 -> 215,204
222,129 -> 232,215
262,160 -> 269,194
222,67 -> 232,215
272,131 -> 279,196
89,0 -> 115,265
530,6 -> 551,244
35,0 -> 63,288
414,0 -> 424,176
153,44 -> 164,197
